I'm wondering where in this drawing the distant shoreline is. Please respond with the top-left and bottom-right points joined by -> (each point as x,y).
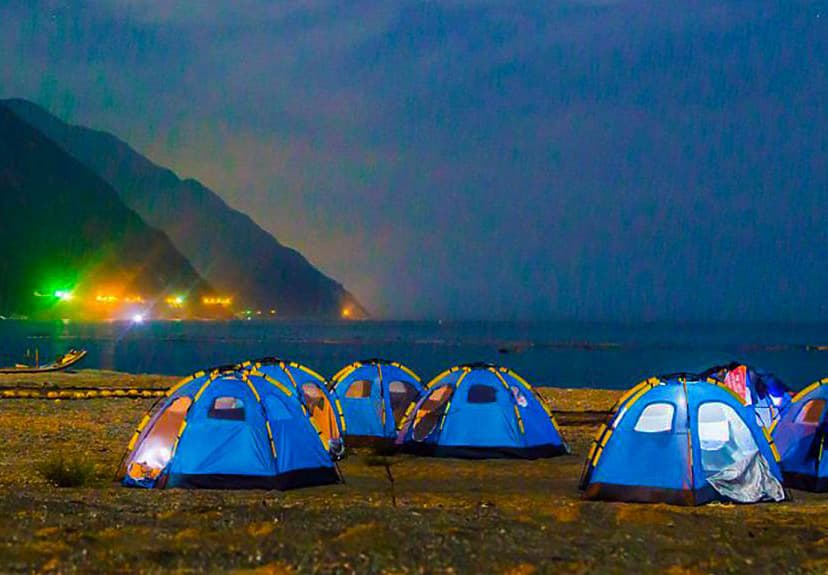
0,369 -> 623,414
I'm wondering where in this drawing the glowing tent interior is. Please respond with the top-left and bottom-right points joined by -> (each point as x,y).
119,368 -> 341,490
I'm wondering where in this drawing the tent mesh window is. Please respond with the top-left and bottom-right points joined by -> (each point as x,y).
302,383 -> 338,444
389,381 -> 420,425
698,402 -> 759,474
208,396 -> 246,420
302,383 -> 326,411
633,402 -> 675,433
127,396 -> 192,481
345,380 -> 372,399
796,399 -> 826,425
413,386 -> 453,441
467,384 -> 497,404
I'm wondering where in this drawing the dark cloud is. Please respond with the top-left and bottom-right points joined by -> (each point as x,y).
1,0 -> 825,319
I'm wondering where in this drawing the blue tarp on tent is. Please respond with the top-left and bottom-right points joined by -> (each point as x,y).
330,359 -> 424,443
120,368 -> 341,490
580,375 -> 785,505
772,378 -> 828,491
396,363 -> 568,459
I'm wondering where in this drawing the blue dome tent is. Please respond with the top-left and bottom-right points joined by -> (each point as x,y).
395,363 -> 568,459
241,358 -> 345,458
580,375 -> 786,505
771,377 -> 828,491
701,363 -> 792,428
120,368 -> 341,490
330,359 -> 424,444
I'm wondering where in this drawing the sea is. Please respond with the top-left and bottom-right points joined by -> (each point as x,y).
1,320 -> 827,390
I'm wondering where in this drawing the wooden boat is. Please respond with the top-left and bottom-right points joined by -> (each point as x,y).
0,348 -> 88,374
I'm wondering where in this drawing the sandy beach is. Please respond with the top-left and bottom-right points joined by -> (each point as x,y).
0,370 -> 826,574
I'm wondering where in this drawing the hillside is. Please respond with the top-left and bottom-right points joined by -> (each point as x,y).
0,104 -> 212,319
2,99 -> 367,319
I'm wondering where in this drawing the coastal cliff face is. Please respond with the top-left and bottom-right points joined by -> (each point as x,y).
3,99 -> 367,320
0,104 -> 212,319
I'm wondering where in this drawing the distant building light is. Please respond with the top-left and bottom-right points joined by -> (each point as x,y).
202,297 -> 233,306
341,307 -> 352,319
165,295 -> 186,307
124,296 -> 145,304
96,295 -> 119,303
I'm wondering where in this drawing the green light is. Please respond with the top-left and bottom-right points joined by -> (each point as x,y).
54,290 -> 74,302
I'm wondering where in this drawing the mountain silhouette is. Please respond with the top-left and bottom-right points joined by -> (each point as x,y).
0,104 -> 212,319
3,98 -> 367,319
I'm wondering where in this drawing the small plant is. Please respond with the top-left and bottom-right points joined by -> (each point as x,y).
38,454 -> 98,487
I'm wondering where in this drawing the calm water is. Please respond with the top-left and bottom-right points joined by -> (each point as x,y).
1,320 -> 827,390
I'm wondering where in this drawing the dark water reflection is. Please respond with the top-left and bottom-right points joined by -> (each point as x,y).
1,320 -> 827,390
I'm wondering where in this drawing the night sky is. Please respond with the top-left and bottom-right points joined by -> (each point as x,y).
1,1 -> 825,320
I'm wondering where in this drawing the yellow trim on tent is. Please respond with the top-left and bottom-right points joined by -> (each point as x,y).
293,362 -> 327,383
165,371 -> 204,397
335,398 -> 347,432
492,368 -> 525,434
682,378 -> 695,490
193,375 -> 216,402
378,363 -> 386,427
586,440 -> 597,461
706,377 -> 749,405
332,363 -> 360,384
265,421 -> 277,458
513,405 -> 525,433
598,428 -> 613,448
505,368 -> 534,391
126,413 -> 152,451
281,364 -> 300,389
391,361 -> 422,382
532,387 -> 564,434
791,380 -> 827,404
609,377 -> 659,414
249,371 -> 294,397
242,374 -> 278,459
302,404 -> 330,450
592,423 -> 608,443
762,427 -> 781,462
586,422 -> 609,465
439,400 -> 453,431
425,366 -> 462,389
586,377 -> 662,471
169,420 -> 189,461
244,377 -> 262,402
399,398 -> 420,432
592,445 -> 604,466
622,384 -> 653,415
439,371 -> 469,430
489,367 -> 511,390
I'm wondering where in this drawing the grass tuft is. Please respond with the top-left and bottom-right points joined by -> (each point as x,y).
38,454 -> 99,487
